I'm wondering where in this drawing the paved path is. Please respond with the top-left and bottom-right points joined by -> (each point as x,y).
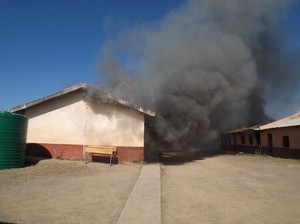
117,164 -> 161,224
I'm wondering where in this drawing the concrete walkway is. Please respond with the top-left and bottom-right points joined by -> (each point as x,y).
117,164 -> 161,224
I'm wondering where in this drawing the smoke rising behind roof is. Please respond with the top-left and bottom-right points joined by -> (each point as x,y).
95,0 -> 300,151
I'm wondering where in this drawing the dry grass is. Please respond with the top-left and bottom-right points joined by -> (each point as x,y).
0,159 -> 87,181
0,159 -> 142,224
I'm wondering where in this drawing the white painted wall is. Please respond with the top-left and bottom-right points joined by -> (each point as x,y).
25,91 -> 86,145
85,102 -> 144,146
25,90 -> 145,147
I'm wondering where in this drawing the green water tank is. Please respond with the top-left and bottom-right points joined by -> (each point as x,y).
0,111 -> 28,169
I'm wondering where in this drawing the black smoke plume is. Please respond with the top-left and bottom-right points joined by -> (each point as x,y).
95,0 -> 300,152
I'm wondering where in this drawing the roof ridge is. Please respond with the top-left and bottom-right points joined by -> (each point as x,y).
9,82 -> 155,117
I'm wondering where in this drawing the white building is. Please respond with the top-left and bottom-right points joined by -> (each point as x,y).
9,83 -> 155,163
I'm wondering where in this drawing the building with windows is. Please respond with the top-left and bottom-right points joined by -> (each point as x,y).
221,125 -> 260,154
259,112 -> 300,158
221,111 -> 300,159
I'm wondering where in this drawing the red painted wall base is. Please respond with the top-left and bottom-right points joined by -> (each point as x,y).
117,147 -> 144,163
26,143 -> 83,160
26,143 -> 144,163
220,144 -> 300,159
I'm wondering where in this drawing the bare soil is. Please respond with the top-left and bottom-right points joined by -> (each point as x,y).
0,159 -> 142,224
1,154 -> 300,224
161,153 -> 300,224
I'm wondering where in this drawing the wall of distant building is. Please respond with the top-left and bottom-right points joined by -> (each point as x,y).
260,126 -> 300,158
221,132 -> 259,154
221,126 -> 300,159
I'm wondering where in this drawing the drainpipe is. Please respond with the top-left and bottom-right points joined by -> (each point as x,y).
83,103 -> 88,159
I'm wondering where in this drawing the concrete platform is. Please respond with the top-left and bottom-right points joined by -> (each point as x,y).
117,164 -> 161,224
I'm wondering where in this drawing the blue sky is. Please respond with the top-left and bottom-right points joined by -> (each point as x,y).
0,0 -> 184,111
0,0 -> 299,114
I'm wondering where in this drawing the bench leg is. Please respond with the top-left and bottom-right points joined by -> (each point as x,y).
114,152 -> 117,164
85,152 -> 93,164
110,154 -> 113,166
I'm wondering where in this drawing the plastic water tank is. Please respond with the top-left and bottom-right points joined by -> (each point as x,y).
0,111 -> 28,169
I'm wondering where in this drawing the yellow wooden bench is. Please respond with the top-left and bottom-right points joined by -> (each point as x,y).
85,145 -> 117,166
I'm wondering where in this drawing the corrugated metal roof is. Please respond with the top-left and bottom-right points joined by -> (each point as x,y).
223,125 -> 260,134
259,111 -> 300,130
9,83 -> 88,113
9,83 -> 155,117
223,111 -> 300,134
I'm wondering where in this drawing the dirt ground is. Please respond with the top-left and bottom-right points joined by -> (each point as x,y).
1,154 -> 300,224
0,159 -> 142,224
161,153 -> 300,224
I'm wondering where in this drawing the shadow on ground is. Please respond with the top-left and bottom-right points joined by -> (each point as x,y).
0,221 -> 18,224
87,155 -> 119,165
160,151 -> 222,165
24,156 -> 50,167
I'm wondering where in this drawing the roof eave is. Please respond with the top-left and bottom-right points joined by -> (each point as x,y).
9,82 -> 155,117
9,83 -> 88,113
113,98 -> 155,117
260,124 -> 300,130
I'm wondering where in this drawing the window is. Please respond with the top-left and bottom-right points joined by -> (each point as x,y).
249,136 -> 253,145
282,136 -> 290,148
228,137 -> 231,145
241,134 -> 245,144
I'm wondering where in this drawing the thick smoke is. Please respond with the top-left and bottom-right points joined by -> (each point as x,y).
96,0 -> 299,151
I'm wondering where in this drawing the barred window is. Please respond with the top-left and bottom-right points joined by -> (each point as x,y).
283,136 -> 290,148
241,134 -> 245,144
249,136 -> 253,145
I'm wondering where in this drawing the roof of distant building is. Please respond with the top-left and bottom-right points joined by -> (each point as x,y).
223,111 -> 300,134
259,111 -> 300,130
223,125 -> 260,134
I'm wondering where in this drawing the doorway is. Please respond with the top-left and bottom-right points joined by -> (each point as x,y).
267,133 -> 273,156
